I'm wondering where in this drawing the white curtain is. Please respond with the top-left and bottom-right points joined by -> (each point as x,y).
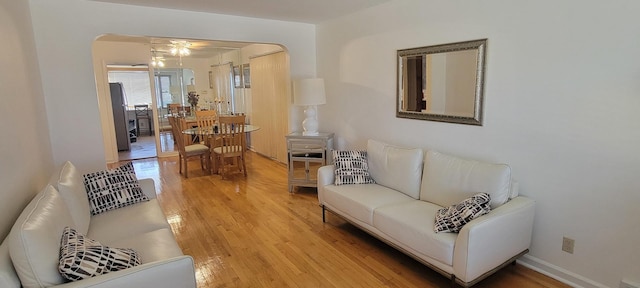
250,51 -> 290,163
210,63 -> 233,114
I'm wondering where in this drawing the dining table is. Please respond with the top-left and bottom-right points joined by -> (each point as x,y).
182,124 -> 260,136
182,124 -> 260,175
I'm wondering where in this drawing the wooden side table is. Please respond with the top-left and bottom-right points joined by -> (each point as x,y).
286,132 -> 334,192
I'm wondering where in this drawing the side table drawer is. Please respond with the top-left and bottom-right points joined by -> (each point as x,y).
289,141 -> 325,150
285,132 -> 334,192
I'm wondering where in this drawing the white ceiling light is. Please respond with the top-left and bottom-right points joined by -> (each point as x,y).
150,49 -> 165,67
151,57 -> 165,67
169,40 -> 191,56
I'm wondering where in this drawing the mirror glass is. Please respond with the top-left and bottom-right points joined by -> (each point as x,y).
154,68 -> 195,109
397,39 -> 486,125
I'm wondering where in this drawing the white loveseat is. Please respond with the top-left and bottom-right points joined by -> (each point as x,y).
0,161 -> 196,288
318,140 -> 535,287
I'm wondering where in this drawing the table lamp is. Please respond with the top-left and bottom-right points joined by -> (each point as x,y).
293,78 -> 326,136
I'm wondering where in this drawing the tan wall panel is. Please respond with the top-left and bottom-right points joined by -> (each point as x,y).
250,51 -> 290,163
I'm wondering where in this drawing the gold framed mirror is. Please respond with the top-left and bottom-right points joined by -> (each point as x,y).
396,39 -> 487,125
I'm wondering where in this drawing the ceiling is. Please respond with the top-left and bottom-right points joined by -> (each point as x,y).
94,0 -> 389,62
97,35 -> 254,59
87,0 -> 389,24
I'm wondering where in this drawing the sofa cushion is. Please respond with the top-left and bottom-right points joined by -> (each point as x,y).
373,201 -> 458,266
434,193 -> 491,233
54,161 -> 91,234
8,185 -> 72,288
59,227 -> 140,282
83,162 -> 149,215
104,228 -> 184,263
87,199 -> 171,244
420,150 -> 512,209
333,150 -> 375,185
367,140 -> 424,199
323,183 -> 414,226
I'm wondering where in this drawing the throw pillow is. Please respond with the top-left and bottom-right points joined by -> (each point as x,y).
434,193 -> 491,233
83,162 -> 148,215
58,227 -> 141,281
333,150 -> 375,185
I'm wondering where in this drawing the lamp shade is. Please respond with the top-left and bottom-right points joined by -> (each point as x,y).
293,78 -> 326,106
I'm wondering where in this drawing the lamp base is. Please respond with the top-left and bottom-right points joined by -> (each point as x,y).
302,131 -> 319,136
302,105 -> 319,136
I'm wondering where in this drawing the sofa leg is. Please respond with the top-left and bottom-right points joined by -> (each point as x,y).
322,205 -> 326,223
451,275 -> 457,288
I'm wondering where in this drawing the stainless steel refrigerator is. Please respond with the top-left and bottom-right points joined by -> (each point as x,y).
110,82 -> 130,151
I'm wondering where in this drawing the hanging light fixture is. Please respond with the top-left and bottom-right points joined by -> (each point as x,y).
151,57 -> 165,67
169,40 -> 191,56
151,49 -> 165,67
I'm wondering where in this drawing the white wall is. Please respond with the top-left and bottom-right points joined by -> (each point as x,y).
92,40 -> 154,163
317,0 -> 640,287
0,0 -> 54,239
28,0 -> 315,172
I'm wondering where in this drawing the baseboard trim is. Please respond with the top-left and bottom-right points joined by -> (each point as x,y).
517,255 -> 608,288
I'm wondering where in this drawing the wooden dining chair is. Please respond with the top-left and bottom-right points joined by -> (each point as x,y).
134,104 -> 152,136
169,116 -> 211,178
212,115 -> 246,179
167,103 -> 181,115
195,110 -> 216,128
194,109 -> 216,144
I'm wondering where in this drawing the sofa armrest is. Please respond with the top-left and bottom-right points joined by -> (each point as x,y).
0,240 -> 20,288
54,255 -> 196,288
317,165 -> 335,205
453,196 -> 535,283
138,178 -> 157,199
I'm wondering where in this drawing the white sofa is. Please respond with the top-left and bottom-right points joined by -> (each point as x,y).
318,140 -> 535,287
0,161 -> 196,288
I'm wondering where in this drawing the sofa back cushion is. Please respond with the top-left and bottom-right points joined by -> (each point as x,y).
420,150 -> 512,209
9,185 -> 73,288
367,139 -> 424,199
53,161 -> 91,234
0,240 -> 20,288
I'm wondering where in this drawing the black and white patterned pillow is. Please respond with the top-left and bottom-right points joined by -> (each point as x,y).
434,193 -> 491,233
58,227 -> 141,281
333,150 -> 375,185
83,162 -> 148,215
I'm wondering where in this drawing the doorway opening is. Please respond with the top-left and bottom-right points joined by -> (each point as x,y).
107,67 -> 159,161
94,34 -> 290,164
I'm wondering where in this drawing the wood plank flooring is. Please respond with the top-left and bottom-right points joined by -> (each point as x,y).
118,152 -> 569,288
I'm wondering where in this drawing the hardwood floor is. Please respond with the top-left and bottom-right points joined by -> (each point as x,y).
117,131 -> 175,161
119,152 -> 569,288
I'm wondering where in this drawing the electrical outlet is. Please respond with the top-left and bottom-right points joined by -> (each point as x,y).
620,279 -> 640,288
562,237 -> 574,254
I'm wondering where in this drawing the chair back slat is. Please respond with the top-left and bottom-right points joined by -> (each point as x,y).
195,110 -> 217,135
170,116 -> 193,153
218,115 -> 246,154
213,115 -> 247,178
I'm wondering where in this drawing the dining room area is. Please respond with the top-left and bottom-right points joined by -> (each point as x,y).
94,35 -> 291,176
167,110 -> 262,178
